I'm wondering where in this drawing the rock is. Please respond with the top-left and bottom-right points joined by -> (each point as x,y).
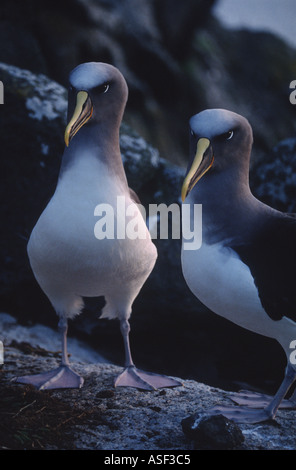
1,314 -> 296,450
1,0 -> 295,167
189,19 -> 296,163
182,412 -> 244,450
153,0 -> 216,59
0,312 -> 106,364
0,62 -> 67,304
0,20 -> 47,76
251,138 -> 296,213
0,0 -> 204,165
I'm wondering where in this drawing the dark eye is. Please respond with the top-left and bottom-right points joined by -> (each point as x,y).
225,130 -> 234,140
190,130 -> 196,137
96,83 -> 110,94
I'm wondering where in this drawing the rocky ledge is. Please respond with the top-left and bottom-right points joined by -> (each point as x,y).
1,313 -> 296,451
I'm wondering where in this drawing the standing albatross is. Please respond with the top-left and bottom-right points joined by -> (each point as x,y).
16,62 -> 180,391
181,108 -> 296,424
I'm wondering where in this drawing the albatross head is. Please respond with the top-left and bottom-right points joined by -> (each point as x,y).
64,62 -> 128,147
181,109 -> 253,202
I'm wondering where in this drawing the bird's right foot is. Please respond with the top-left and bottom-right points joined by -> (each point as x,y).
207,404 -> 276,424
114,365 -> 182,391
14,365 -> 84,390
230,390 -> 296,409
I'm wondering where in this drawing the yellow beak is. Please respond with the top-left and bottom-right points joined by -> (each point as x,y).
64,91 -> 93,147
181,138 -> 214,202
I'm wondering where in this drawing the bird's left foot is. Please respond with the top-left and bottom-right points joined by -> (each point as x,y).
14,365 -> 84,390
230,390 -> 296,410
208,404 -> 275,424
114,365 -> 182,391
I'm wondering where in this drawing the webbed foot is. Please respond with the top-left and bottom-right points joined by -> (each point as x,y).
208,404 -> 276,424
230,390 -> 296,409
15,365 -> 84,390
114,365 -> 182,391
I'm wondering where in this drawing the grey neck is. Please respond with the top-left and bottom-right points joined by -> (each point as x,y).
189,167 -> 271,245
59,121 -> 127,185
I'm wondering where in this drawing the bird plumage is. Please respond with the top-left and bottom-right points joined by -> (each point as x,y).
16,62 -> 180,391
181,108 -> 296,423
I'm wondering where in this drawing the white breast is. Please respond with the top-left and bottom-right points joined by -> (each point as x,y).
181,239 -> 296,355
27,154 -> 157,318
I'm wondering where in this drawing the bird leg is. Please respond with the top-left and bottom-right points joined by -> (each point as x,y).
208,363 -> 296,424
15,317 -> 84,390
114,318 -> 182,390
229,389 -> 296,410
229,368 -> 296,410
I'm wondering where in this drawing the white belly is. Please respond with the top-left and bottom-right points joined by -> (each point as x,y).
27,159 -> 157,318
181,239 -> 296,356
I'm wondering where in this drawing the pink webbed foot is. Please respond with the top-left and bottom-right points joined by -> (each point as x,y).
114,365 -> 182,391
207,404 -> 276,424
15,365 -> 84,390
230,389 -> 296,410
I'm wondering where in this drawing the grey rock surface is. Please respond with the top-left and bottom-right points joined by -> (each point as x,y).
1,313 -> 296,450
251,137 -> 296,214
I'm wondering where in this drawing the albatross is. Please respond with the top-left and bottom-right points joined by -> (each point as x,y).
181,108 -> 296,423
16,62 -> 180,391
